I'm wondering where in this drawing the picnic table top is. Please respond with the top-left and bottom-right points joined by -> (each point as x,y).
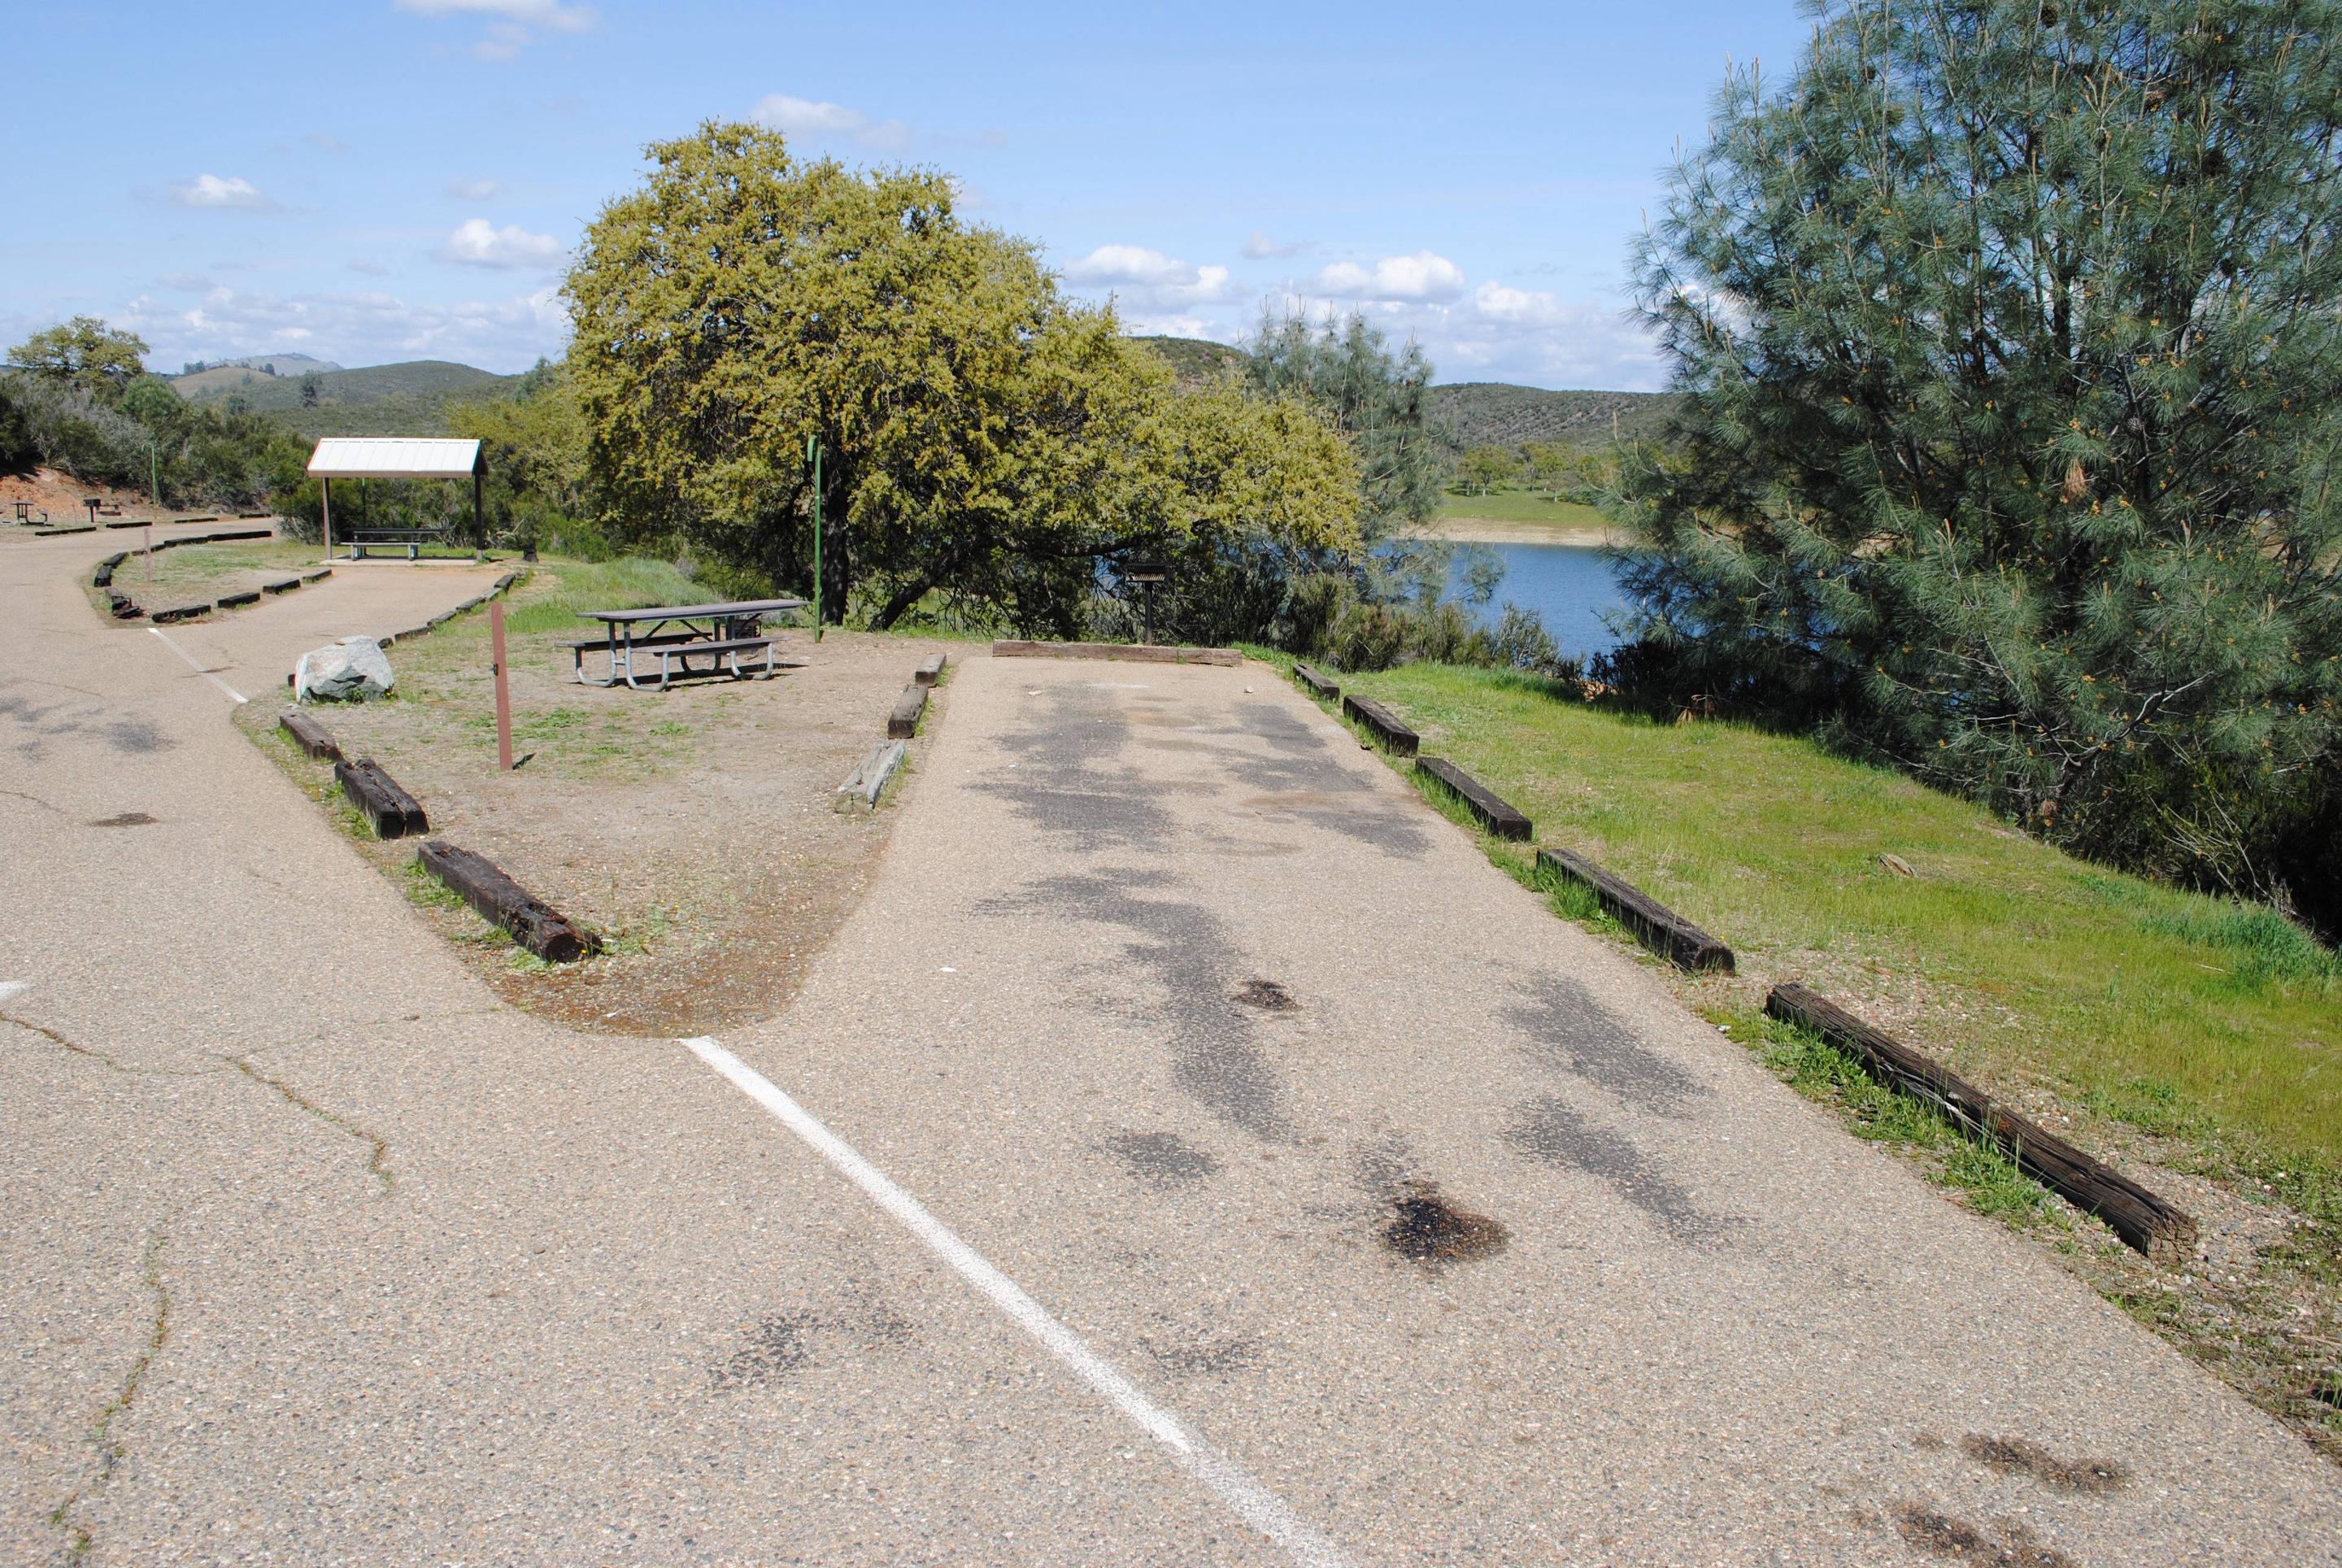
580,598 -> 808,625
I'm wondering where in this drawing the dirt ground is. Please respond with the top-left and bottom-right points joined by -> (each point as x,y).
2,466 -> 214,529
238,575 -> 959,1037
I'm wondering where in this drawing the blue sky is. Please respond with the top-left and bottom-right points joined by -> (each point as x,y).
8,1 -> 1813,390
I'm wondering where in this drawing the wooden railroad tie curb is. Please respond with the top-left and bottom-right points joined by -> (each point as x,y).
298,568 -> 333,585
887,684 -> 929,739
1537,845 -> 1735,973
1341,693 -> 1419,756
1416,756 -> 1532,840
277,708 -> 342,760
334,757 -> 429,839
990,638 -> 1243,667
416,840 -> 597,963
33,525 -> 97,538
93,552 -> 127,588
1291,660 -> 1339,700
150,603 -> 209,625
171,515 -> 220,525
261,577 -> 301,595
108,593 -> 141,621
836,739 -> 907,812
216,590 -> 261,610
104,520 -> 149,530
1763,982 -> 2198,1264
913,651 -> 947,686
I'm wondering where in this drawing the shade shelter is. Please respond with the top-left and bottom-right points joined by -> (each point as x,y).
305,437 -> 486,560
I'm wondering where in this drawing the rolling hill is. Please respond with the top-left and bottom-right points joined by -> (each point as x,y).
170,359 -> 524,437
1422,383 -> 1678,453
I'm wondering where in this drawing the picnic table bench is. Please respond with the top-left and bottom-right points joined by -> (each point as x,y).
347,526 -> 450,560
569,597 -> 808,690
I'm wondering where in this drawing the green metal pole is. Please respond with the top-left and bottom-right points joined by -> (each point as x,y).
150,443 -> 161,507
807,433 -> 824,642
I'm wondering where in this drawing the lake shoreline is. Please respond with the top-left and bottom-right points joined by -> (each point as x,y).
1428,516 -> 1625,548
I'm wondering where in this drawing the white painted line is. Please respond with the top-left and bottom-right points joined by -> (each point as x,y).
0,982 -> 28,1005
678,1034 -> 1350,1567
148,627 -> 249,704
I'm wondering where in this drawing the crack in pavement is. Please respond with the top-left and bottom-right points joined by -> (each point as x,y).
48,1222 -> 173,1566
0,1013 -> 209,1078
233,1058 -> 395,1196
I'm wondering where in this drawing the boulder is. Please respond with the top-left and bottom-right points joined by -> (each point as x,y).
296,636 -> 396,703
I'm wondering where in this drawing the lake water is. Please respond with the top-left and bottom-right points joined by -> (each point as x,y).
1447,542 -> 1626,660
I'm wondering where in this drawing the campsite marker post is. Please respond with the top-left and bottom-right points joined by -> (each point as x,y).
491,602 -> 513,772
806,433 -> 824,642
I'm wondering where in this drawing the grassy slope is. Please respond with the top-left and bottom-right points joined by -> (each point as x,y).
1435,490 -> 1614,529
1326,661 -> 2340,1164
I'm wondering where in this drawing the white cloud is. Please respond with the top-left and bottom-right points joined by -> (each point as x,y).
117,282 -> 569,374
750,94 -> 911,151
1061,245 -> 1234,311
1313,250 -> 1466,303
398,0 -> 595,59
437,217 -> 564,269
446,176 -> 506,201
1241,230 -> 1309,260
170,174 -> 276,211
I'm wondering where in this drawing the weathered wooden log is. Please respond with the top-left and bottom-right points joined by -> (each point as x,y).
1342,693 -> 1420,756
334,757 -> 429,839
92,553 -> 125,587
914,652 -> 947,686
298,568 -> 333,585
835,740 -> 907,812
108,593 -> 141,621
887,684 -> 929,739
215,590 -> 260,609
1537,846 -> 1735,973
491,572 -> 517,595
278,708 -> 342,760
1417,756 -> 1532,840
416,840 -> 597,962
990,638 -> 1243,666
150,603 -> 209,625
1764,983 -> 2198,1265
1291,660 -> 1339,700
261,577 -> 302,595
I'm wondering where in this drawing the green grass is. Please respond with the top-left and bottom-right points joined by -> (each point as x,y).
1316,659 -> 2340,1165
499,555 -> 711,638
1434,490 -> 1615,531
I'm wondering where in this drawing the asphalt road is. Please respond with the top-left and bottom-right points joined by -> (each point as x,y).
3,529 -> 2338,1565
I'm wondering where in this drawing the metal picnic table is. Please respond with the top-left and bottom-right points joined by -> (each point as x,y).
572,597 -> 808,690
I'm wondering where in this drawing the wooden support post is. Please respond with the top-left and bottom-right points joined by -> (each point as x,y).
491,601 -> 513,772
1764,983 -> 2198,1264
416,840 -> 596,962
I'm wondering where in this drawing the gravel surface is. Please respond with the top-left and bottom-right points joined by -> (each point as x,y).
2,527 -> 2338,1564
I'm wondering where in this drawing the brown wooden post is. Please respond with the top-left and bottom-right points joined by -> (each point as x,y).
491,601 -> 513,772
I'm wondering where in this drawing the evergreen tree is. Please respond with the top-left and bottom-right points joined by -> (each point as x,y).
1246,311 -> 1448,600
1613,0 -> 2342,912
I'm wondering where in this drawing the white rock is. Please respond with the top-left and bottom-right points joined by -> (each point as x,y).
296,636 -> 395,703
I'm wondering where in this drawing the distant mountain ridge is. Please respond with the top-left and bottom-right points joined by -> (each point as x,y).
1422,381 -> 1678,453
171,358 -> 523,438
178,352 -> 343,377
161,341 -> 1675,451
